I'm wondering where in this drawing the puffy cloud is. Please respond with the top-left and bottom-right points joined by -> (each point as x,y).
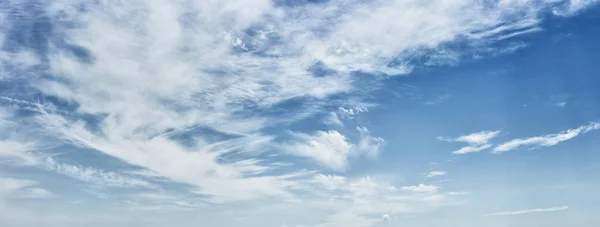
494,122 -> 600,153
287,128 -> 383,171
287,131 -> 353,171
382,214 -> 390,222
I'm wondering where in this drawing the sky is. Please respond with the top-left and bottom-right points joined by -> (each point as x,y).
1,0 -> 600,226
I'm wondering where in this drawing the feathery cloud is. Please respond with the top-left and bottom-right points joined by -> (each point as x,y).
494,122 -> 600,153
0,0 -> 598,226
439,131 -> 500,154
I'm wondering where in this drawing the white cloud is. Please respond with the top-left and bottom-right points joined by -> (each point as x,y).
426,171 -> 447,178
308,176 -> 456,227
0,129 -> 152,189
287,131 -> 352,171
0,0 -> 597,225
45,157 -> 152,188
447,131 -> 501,145
355,127 -> 385,157
486,206 -> 569,217
325,112 -> 343,126
0,140 -> 39,166
382,213 -> 390,222
0,178 -> 38,191
287,128 -> 383,171
447,191 -> 468,195
18,188 -> 53,199
338,106 -> 369,118
313,174 -> 346,190
439,130 -> 500,154
453,144 -> 493,155
0,177 -> 53,199
494,122 -> 600,153
400,184 -> 439,193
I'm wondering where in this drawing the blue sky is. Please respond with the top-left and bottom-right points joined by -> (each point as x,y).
1,0 -> 600,226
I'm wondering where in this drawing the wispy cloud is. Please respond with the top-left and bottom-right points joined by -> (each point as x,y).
426,171 -> 447,178
0,0 -> 598,226
400,184 -> 439,193
439,130 -> 500,154
494,122 -> 600,153
0,177 -> 53,199
486,206 -> 569,217
45,157 -> 152,188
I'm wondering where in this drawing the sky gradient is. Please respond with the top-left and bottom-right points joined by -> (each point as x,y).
1,0 -> 600,226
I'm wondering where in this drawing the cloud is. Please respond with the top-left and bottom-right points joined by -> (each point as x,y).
426,171 -> 447,178
286,131 -> 353,171
0,140 -> 39,166
447,191 -> 468,195
355,127 -> 385,157
286,128 -> 383,171
382,214 -> 390,222
453,144 -> 493,155
0,178 -> 38,191
486,206 -> 569,217
445,131 -> 501,145
309,176 -> 456,227
17,188 -> 53,199
325,112 -> 343,126
493,122 -> 600,153
0,177 -> 53,199
400,184 -> 439,193
0,127 -> 152,189
313,174 -> 346,190
338,106 -> 369,118
439,130 -> 500,154
0,0 -> 598,225
44,157 -> 152,188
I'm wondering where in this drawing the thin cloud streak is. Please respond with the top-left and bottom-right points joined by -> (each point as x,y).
486,206 -> 569,217
494,122 -> 600,153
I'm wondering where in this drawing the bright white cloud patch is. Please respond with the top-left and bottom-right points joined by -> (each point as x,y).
287,128 -> 383,171
287,130 -> 353,171
440,130 -> 500,154
486,206 -> 570,216
494,122 -> 600,153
